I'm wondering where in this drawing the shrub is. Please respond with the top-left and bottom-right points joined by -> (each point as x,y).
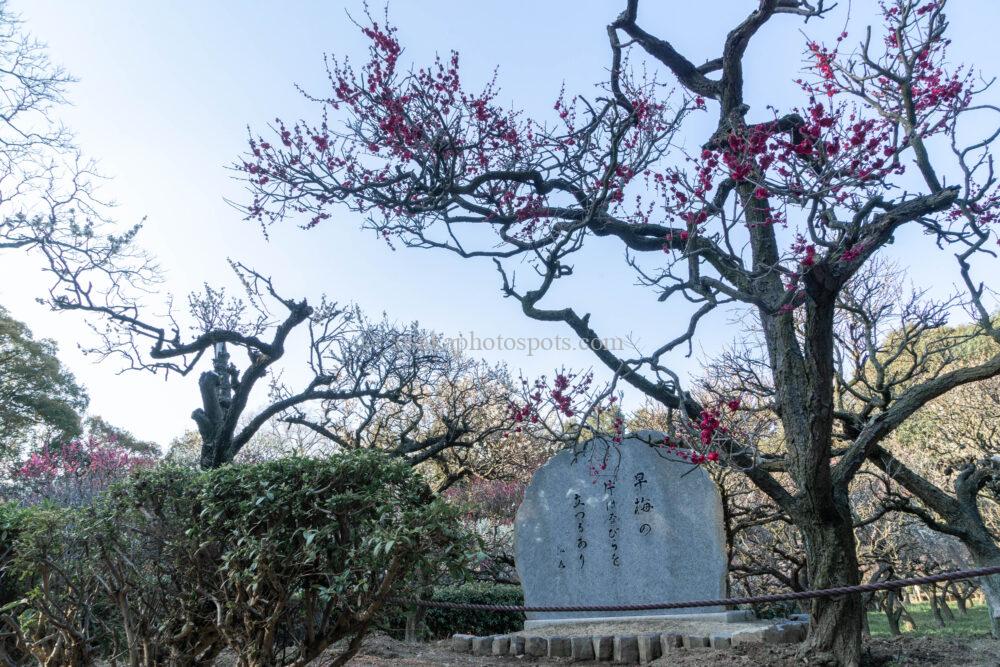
186,453 -> 471,665
88,464 -> 219,665
0,503 -> 106,666
1,451 -> 472,666
421,582 -> 525,638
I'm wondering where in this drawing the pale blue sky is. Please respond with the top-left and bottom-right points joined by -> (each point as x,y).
2,1 -> 998,447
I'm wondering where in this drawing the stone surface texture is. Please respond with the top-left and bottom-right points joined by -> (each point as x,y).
450,634 -> 473,653
491,635 -> 510,656
683,634 -> 710,648
471,636 -> 493,656
731,628 -> 764,645
613,635 -> 640,663
525,636 -> 548,657
661,632 -> 684,651
593,636 -> 614,660
571,636 -> 595,660
548,636 -> 571,657
637,632 -> 662,662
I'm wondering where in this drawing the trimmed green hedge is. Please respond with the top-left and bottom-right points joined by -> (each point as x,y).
0,452 -> 473,666
422,582 -> 525,638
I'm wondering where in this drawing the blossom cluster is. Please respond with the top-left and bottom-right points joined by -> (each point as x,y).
655,400 -> 745,466
509,370 -> 597,427
241,7 -> 687,246
239,0 -> 997,331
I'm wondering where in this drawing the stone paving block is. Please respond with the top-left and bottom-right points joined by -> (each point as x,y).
710,634 -> 732,649
637,633 -> 662,662
764,623 -> 800,644
509,635 -> 525,656
571,636 -> 595,661
731,628 -> 764,645
787,621 -> 808,642
683,635 -> 710,648
660,633 -> 683,652
525,636 -> 548,657
472,636 -> 494,656
593,635 -> 614,661
762,625 -> 784,644
614,635 -> 640,664
548,636 -> 571,658
492,635 -> 510,656
451,634 -> 473,653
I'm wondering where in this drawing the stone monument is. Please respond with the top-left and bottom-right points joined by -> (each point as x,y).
515,431 -> 738,627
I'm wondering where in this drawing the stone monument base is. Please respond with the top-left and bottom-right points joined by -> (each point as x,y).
523,609 -> 754,629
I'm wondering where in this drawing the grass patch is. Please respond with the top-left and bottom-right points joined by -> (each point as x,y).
867,601 -> 991,638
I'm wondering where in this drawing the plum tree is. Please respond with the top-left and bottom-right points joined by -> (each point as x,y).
240,2 -> 1000,661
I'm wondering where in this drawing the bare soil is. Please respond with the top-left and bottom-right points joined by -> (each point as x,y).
345,632 -> 1000,666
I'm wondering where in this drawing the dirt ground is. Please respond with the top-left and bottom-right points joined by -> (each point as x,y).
344,632 -> 1000,666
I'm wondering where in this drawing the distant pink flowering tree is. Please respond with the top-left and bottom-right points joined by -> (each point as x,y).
13,435 -> 155,506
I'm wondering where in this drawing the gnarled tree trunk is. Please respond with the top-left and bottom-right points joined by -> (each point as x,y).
965,542 -> 1000,638
799,505 -> 864,665
980,574 -> 1000,638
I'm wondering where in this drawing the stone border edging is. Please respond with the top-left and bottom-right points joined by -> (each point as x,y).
451,618 -> 809,663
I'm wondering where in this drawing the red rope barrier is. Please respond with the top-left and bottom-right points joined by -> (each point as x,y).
393,563 -> 1000,613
